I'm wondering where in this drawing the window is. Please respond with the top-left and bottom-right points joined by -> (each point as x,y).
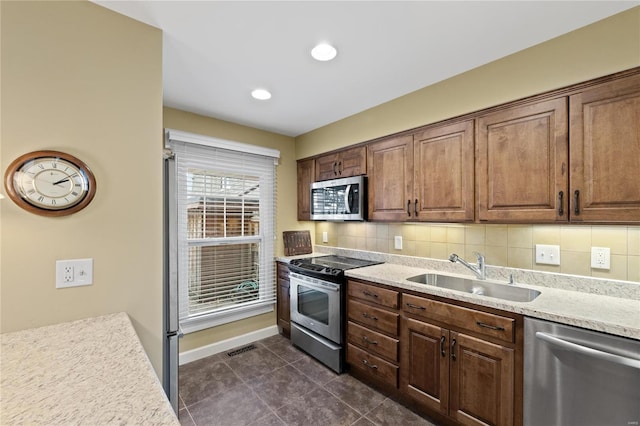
167,130 -> 279,333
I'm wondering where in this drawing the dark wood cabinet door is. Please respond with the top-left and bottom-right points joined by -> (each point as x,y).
569,73 -> 640,223
476,97 -> 569,222
449,332 -> 515,426
315,153 -> 340,181
413,119 -> 475,222
400,317 -> 449,416
367,135 -> 414,221
296,159 -> 314,221
276,263 -> 290,337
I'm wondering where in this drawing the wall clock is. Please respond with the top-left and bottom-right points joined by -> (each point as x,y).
4,150 -> 96,217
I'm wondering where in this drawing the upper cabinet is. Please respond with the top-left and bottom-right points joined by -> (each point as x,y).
367,135 -> 414,222
414,120 -> 475,222
368,120 -> 474,222
296,159 -> 315,221
315,146 -> 367,181
476,97 -> 569,222
569,73 -> 640,223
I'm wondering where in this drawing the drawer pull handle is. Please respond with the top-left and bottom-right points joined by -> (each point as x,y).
362,290 -> 378,298
476,321 -> 505,331
362,335 -> 378,345
440,336 -> 446,357
362,359 -> 378,370
451,338 -> 457,361
406,302 -> 426,310
362,312 -> 378,321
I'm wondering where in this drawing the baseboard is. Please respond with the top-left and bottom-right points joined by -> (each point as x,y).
179,325 -> 280,365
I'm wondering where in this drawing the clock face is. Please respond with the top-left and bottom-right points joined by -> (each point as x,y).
4,151 -> 96,216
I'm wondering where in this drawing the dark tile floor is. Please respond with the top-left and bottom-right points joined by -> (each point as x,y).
178,334 -> 438,426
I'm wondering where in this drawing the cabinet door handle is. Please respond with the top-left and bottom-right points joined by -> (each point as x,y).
362,335 -> 378,345
414,199 -> 419,216
451,338 -> 457,361
574,190 -> 580,215
440,336 -> 446,357
558,191 -> 564,216
338,161 -> 342,175
333,162 -> 338,175
362,359 -> 378,369
476,321 -> 505,331
362,290 -> 378,299
362,312 -> 378,321
407,200 -> 411,217
405,302 -> 426,310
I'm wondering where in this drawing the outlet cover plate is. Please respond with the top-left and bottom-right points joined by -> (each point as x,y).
591,247 -> 611,270
56,258 -> 93,288
394,235 -> 403,250
535,244 -> 560,265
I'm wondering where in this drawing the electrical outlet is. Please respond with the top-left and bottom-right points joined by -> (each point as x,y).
394,235 -> 403,250
56,259 -> 93,288
535,244 -> 560,265
591,247 -> 611,270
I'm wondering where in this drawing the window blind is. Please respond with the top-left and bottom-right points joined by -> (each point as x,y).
167,130 -> 279,333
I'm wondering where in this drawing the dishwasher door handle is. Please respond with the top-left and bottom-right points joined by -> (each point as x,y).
536,332 -> 640,370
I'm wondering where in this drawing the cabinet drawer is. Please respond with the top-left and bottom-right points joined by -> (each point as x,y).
348,299 -> 399,336
348,321 -> 399,362
347,343 -> 398,389
348,280 -> 399,309
402,294 -> 514,343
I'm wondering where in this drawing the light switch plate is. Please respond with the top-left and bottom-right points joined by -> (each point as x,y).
56,258 -> 93,288
535,244 -> 560,265
322,231 -> 328,243
591,247 -> 611,270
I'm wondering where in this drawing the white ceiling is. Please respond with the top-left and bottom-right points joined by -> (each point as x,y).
93,1 -> 638,137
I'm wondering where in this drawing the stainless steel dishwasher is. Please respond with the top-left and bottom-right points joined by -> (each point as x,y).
524,317 -> 640,426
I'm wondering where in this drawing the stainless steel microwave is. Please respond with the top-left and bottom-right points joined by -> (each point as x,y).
310,175 -> 366,221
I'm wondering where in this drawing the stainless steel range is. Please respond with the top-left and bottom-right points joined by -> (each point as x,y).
288,255 -> 382,373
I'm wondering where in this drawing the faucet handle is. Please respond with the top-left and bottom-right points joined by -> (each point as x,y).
473,251 -> 485,261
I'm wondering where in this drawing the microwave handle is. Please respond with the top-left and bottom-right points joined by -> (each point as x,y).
344,185 -> 352,214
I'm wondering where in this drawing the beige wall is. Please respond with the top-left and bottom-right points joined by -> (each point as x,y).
1,0 -> 164,372
296,7 -> 640,158
163,107 -> 309,352
300,7 -> 640,285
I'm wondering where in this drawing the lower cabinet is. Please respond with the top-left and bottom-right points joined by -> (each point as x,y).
276,262 -> 290,337
346,279 -> 522,426
346,279 -> 400,390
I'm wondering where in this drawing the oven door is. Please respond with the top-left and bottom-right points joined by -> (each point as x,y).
289,272 -> 342,344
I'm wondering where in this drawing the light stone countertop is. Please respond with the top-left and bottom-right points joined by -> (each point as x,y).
1,312 -> 180,426
278,247 -> 640,340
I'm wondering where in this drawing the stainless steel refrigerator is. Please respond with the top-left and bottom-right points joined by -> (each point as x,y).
162,150 -> 180,413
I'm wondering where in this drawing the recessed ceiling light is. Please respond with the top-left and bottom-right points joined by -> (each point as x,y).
251,89 -> 272,100
311,43 -> 337,61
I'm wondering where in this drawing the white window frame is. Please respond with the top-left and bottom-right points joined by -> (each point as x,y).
166,129 -> 279,334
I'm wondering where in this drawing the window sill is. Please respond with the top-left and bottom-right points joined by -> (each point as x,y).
180,302 -> 274,334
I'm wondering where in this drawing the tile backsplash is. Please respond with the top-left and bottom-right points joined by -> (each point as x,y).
315,223 -> 640,282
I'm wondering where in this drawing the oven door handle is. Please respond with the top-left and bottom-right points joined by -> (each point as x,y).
290,274 -> 340,292
536,332 -> 640,369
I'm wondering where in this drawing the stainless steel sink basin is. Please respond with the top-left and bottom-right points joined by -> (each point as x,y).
406,273 -> 541,302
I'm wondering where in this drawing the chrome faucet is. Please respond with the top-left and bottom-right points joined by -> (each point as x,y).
449,252 -> 486,280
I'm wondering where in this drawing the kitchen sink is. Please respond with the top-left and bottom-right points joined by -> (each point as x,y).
406,273 -> 541,302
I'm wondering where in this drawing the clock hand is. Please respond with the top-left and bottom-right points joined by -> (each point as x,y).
52,176 -> 71,185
